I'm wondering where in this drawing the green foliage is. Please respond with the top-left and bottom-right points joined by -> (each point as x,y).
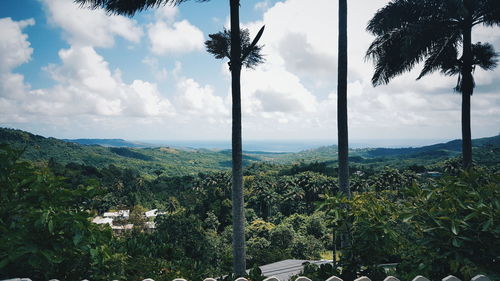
323,168 -> 500,280
0,145 -> 126,280
366,167 -> 419,192
322,191 -> 402,279
269,223 -> 295,250
154,210 -> 229,280
129,205 -> 148,230
2,128 -> 499,178
110,147 -> 153,161
290,235 -> 324,260
399,169 -> 500,280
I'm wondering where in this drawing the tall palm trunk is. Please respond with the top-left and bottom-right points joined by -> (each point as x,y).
461,10 -> 473,169
229,0 -> 246,275
337,0 -> 352,276
338,0 -> 350,198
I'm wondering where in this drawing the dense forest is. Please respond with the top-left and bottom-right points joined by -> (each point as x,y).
1,128 -> 499,280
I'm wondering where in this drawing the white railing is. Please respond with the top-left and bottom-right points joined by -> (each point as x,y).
1,274 -> 492,281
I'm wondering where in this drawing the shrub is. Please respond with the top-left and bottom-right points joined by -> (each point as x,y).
0,145 -> 126,280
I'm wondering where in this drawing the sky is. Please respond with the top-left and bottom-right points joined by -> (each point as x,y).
0,0 -> 499,143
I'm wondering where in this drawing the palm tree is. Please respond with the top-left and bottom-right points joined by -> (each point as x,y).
366,0 -> 499,168
337,0 -> 350,199
337,1 -> 354,277
205,25 -> 264,275
73,0 -> 262,275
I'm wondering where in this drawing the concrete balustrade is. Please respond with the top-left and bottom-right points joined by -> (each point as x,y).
1,274 -> 492,281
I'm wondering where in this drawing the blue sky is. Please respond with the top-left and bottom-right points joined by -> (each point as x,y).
0,0 -> 499,142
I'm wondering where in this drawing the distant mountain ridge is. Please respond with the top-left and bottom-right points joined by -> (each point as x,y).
363,134 -> 500,158
64,138 -> 152,148
0,128 -> 239,175
62,134 -> 500,155
1,127 -> 498,175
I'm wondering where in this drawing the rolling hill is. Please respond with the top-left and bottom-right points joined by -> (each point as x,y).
1,127 -> 499,175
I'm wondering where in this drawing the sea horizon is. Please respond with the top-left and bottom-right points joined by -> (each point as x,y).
136,138 -> 451,153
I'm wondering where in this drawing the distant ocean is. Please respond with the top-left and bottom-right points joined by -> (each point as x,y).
139,139 -> 449,153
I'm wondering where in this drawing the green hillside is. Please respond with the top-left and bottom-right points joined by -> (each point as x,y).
2,128 -> 499,176
361,135 -> 500,158
0,128 -> 238,176
271,135 -> 500,169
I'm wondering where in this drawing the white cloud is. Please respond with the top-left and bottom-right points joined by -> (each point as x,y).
0,17 -> 230,138
148,20 -> 204,55
142,56 -> 168,81
46,46 -> 118,94
1,32 -> 175,122
175,77 -> 229,118
41,0 -> 143,47
41,45 -> 175,117
254,0 -> 272,11
0,17 -> 34,106
128,80 -> 174,117
155,5 -> 179,22
241,68 -> 317,114
278,32 -> 336,82
0,18 -> 34,73
147,14 -> 204,55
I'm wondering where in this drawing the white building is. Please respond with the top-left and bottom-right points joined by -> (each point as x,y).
145,209 -> 158,218
92,217 -> 113,226
103,210 -> 130,218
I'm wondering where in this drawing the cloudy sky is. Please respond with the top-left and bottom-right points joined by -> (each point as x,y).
1,0 -> 499,143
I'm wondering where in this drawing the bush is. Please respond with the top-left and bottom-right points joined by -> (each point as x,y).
399,169 -> 500,280
0,145 -> 126,280
323,168 -> 500,280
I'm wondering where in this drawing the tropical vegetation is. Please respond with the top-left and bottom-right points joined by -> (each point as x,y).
72,0 -> 254,274
0,130 -> 499,280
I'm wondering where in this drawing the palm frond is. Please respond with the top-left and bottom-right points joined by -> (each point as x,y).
476,0 -> 500,26
366,0 -> 468,86
241,25 -> 265,63
74,0 -> 210,16
417,33 -> 461,79
366,18 -> 456,85
205,30 -> 231,60
367,0 -> 453,36
240,29 -> 265,69
471,42 -> 499,70
367,0 -> 420,36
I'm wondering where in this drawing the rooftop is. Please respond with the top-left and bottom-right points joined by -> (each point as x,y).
258,259 -> 332,281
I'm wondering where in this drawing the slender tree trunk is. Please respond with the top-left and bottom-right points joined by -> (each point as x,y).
337,1 -> 353,277
229,0 -> 246,276
461,17 -> 473,169
338,0 -> 350,198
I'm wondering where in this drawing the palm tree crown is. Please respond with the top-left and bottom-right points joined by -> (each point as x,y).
75,0 -> 209,16
205,27 -> 265,69
366,0 -> 499,87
